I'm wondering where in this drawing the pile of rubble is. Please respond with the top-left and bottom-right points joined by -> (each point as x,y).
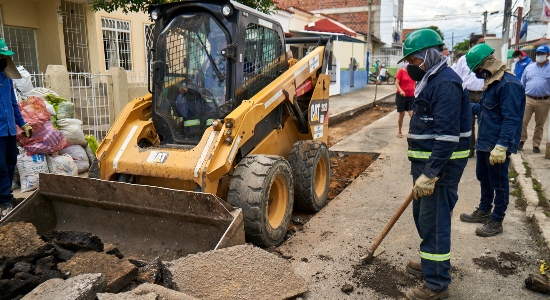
0,222 -> 308,300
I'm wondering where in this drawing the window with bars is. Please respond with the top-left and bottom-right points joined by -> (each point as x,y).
238,23 -> 284,103
102,18 -> 133,71
144,23 -> 154,67
1,26 -> 40,74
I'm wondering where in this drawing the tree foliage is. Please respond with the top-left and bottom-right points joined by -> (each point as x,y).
453,38 -> 470,53
426,25 -> 444,42
91,0 -> 277,15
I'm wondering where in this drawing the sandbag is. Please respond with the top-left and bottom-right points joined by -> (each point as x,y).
84,145 -> 95,164
57,118 -> 87,146
46,154 -> 78,176
59,145 -> 90,173
28,88 -> 59,102
17,151 -> 49,192
56,101 -> 75,119
17,121 -> 69,155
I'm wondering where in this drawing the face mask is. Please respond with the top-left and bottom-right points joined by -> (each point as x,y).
536,55 -> 548,63
0,58 -> 7,71
513,57 -> 520,63
474,69 -> 492,79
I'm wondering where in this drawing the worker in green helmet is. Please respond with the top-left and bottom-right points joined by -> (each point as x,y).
399,28 -> 471,300
459,43 -> 526,238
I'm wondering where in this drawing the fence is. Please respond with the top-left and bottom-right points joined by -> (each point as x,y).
30,73 -> 48,88
128,70 -> 149,87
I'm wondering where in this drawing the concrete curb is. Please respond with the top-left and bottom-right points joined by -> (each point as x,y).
329,92 -> 396,126
510,153 -> 550,260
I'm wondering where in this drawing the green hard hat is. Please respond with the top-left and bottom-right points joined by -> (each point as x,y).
0,38 -> 14,56
398,28 -> 444,63
466,43 -> 495,71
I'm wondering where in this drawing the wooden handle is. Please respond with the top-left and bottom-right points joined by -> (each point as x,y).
367,191 -> 414,253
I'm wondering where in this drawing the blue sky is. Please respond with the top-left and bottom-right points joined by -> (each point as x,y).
403,0 -> 507,48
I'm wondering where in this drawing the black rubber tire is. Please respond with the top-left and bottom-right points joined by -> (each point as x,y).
227,155 -> 294,247
288,140 -> 330,212
387,75 -> 395,85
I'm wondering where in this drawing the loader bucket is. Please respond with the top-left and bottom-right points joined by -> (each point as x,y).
0,173 -> 245,261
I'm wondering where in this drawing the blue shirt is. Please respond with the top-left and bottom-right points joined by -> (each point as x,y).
514,56 -> 532,80
521,60 -> 550,97
0,72 -> 25,137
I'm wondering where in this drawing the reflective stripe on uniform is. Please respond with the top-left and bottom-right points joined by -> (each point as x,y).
206,119 -> 214,126
420,251 -> 450,261
408,131 -> 471,142
408,150 -> 470,159
184,119 -> 200,126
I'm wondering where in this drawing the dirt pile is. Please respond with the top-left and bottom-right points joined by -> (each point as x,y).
472,251 -> 526,277
0,222 -> 164,299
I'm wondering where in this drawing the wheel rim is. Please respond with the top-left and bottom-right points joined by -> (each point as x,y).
268,176 -> 288,228
314,156 -> 328,199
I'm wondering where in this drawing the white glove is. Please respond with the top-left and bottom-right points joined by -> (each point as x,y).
412,174 -> 439,200
489,145 -> 507,165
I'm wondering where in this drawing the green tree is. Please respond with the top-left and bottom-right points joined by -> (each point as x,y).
91,0 -> 277,15
453,38 -> 469,53
426,25 -> 444,42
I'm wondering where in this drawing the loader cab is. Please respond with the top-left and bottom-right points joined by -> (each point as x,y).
149,0 -> 287,145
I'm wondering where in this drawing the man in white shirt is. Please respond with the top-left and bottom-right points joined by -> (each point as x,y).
452,34 -> 486,158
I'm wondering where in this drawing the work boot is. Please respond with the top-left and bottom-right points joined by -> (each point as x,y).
533,146 -> 541,153
406,285 -> 449,300
406,261 -> 423,278
519,141 -> 524,150
475,219 -> 503,237
0,202 -> 13,217
460,208 -> 491,223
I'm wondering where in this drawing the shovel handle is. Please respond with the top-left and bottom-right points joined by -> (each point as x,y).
367,191 -> 414,253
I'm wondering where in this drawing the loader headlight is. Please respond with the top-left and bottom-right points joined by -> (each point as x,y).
150,10 -> 160,20
222,5 -> 233,17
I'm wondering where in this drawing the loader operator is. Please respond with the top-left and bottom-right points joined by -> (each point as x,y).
460,44 -> 525,237
176,83 -> 209,140
399,28 -> 471,300
0,39 -> 32,216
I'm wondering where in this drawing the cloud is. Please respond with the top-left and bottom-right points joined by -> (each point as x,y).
402,0 -> 505,46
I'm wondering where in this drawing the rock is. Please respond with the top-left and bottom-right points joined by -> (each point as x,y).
0,273 -> 40,300
292,216 -> 305,225
128,259 -> 148,268
51,242 -> 75,262
499,260 -> 515,269
338,152 -> 345,158
22,273 -> 106,300
57,251 -> 138,293
39,269 -> 63,283
103,244 -> 124,259
41,231 -> 104,252
341,283 -> 354,294
525,274 -> 550,294
34,256 -> 56,276
97,283 -> 199,300
136,257 -> 163,284
10,262 -> 33,275
164,244 -> 308,300
0,222 -> 49,267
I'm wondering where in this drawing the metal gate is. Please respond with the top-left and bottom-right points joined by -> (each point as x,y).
61,1 -> 90,73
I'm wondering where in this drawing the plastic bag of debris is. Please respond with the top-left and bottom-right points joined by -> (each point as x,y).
84,145 -> 95,164
57,118 -> 87,146
85,135 -> 99,154
47,154 -> 78,176
18,96 -> 51,127
17,150 -> 49,192
56,101 -> 75,119
13,66 -> 34,96
59,145 -> 90,173
17,121 -> 70,156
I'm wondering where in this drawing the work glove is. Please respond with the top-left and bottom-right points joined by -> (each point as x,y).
21,123 -> 32,138
489,145 -> 507,165
412,174 -> 439,200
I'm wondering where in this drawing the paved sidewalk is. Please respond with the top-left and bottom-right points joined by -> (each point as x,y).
329,84 -> 396,125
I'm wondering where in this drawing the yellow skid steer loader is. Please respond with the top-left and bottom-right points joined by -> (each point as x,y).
1,0 -> 333,260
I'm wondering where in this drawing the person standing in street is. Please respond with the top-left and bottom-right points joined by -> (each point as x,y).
394,63 -> 414,138
399,28 -> 471,300
512,50 -> 532,80
519,45 -> 550,154
0,38 -> 32,216
452,34 -> 486,158
459,44 -> 525,237
441,45 -> 451,66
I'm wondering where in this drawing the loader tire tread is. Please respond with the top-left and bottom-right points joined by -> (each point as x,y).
288,140 -> 330,212
228,155 -> 294,247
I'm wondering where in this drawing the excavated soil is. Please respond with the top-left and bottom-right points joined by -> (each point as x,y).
351,258 -> 420,299
328,152 -> 374,201
472,251 -> 525,277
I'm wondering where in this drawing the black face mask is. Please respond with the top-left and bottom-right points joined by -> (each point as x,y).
407,64 -> 427,81
474,69 -> 492,79
0,58 -> 7,71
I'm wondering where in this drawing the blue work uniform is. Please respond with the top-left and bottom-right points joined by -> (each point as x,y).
0,71 -> 25,204
472,72 -> 525,222
514,56 -> 532,80
408,64 -> 471,293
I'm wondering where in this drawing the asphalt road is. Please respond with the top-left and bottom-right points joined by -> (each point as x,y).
279,110 -> 546,299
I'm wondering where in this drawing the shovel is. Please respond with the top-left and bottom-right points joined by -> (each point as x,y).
360,191 -> 414,264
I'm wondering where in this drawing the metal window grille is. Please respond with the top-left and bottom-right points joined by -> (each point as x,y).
69,72 -> 112,142
61,1 -> 90,73
102,18 -> 133,71
2,26 -> 40,74
238,23 -> 284,103
30,73 -> 48,88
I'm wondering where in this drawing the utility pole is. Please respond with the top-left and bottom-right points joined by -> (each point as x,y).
482,11 -> 488,36
502,0 -> 511,46
367,0 -> 372,68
